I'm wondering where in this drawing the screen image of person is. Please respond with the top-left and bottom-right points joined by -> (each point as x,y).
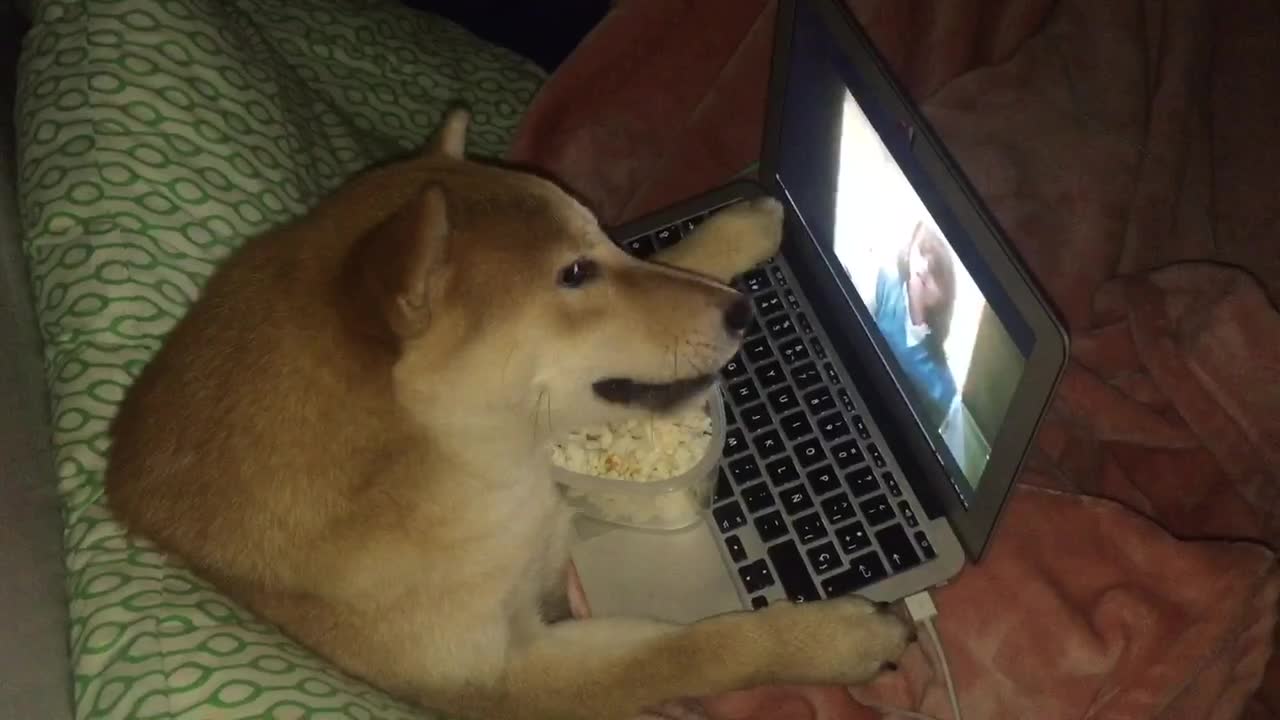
868,222 -> 957,430
831,89 -> 1025,494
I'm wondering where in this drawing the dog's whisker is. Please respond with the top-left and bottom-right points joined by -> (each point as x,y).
682,338 -> 715,377
684,339 -> 708,373
543,387 -> 554,437
672,334 -> 680,381
500,340 -> 517,389
532,388 -> 548,438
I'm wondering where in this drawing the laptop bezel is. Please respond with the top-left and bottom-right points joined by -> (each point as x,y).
757,0 -> 1069,560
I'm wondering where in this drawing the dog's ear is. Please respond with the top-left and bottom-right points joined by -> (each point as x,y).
428,108 -> 469,159
350,183 -> 451,340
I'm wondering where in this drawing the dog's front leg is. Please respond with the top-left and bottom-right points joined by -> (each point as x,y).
650,197 -> 784,284
490,595 -> 911,720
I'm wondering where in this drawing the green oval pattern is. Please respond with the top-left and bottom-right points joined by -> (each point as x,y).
15,0 -> 543,718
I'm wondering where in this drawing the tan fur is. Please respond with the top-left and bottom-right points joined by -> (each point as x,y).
105,109 -> 911,720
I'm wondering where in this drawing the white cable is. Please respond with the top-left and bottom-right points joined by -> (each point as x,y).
860,591 -> 963,720
905,590 -> 962,720
921,614 -> 961,720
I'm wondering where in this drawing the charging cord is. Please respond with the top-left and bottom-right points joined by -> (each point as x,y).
860,590 -> 963,720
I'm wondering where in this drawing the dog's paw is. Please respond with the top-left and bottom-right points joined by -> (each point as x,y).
760,596 -> 914,686
712,197 -> 784,268
652,197 -> 785,282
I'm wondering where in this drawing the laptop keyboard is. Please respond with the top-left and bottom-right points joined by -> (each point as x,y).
613,200 -> 938,608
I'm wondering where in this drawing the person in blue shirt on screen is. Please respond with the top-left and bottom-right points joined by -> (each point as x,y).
868,220 -> 958,429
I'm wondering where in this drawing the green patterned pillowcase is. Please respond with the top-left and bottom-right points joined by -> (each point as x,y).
16,0 -> 543,717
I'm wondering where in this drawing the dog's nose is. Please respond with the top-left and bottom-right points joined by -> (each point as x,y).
723,295 -> 754,335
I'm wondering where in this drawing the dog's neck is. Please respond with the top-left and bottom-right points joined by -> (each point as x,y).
406,396 -> 556,492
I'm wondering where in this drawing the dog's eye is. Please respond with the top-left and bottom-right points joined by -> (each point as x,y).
557,258 -> 598,288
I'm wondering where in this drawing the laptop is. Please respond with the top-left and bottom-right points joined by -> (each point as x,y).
569,0 -> 1068,623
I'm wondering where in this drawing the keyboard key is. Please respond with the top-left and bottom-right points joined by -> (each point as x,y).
835,521 -> 872,554
728,456 -> 762,485
766,315 -> 796,339
779,338 -> 810,364
783,289 -> 801,310
740,403 -> 772,433
898,501 -> 919,528
751,595 -> 769,610
754,291 -> 784,316
883,472 -> 902,497
714,469 -> 733,503
780,411 -> 813,441
724,427 -> 748,456
767,539 -> 822,602
838,387 -> 855,412
680,216 -> 703,236
723,398 -> 736,425
875,524 -> 920,573
868,443 -> 886,468
753,360 -> 787,388
821,492 -> 856,525
791,362 -> 822,389
852,415 -> 871,440
721,354 -> 748,380
752,429 -> 786,458
793,512 -> 828,544
817,413 -> 850,441
764,456 -> 800,487
745,316 -> 763,338
741,482 -> 776,514
845,465 -> 879,497
729,379 -> 760,406
771,266 -> 787,284
742,269 -> 771,293
779,484 -> 814,515
714,501 -> 746,533
724,534 -> 747,563
860,495 -> 895,526
915,530 -> 937,560
822,552 -> 887,597
806,541 -> 843,575
743,336 -> 773,363
738,558 -> 775,594
793,437 -> 826,468
824,363 -> 842,385
831,439 -> 865,469
804,388 -> 836,415
621,235 -> 654,258
754,510 -> 788,543
806,464 -> 841,495
767,387 -> 799,414
797,312 -> 813,334
653,225 -> 680,248
810,337 -> 828,360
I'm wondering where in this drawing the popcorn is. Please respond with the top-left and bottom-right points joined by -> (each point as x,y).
549,406 -> 714,483
549,404 -> 721,530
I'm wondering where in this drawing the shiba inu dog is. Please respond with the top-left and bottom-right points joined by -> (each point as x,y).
105,109 -> 912,720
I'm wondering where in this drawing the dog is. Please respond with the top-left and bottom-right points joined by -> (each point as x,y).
105,109 -> 913,720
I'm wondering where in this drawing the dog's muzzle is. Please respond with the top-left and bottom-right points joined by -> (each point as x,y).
592,375 -> 716,412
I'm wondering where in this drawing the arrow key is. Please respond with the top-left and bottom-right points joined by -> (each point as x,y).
874,523 -> 920,573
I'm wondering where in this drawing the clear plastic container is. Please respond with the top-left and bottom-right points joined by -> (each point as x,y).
550,388 -> 727,531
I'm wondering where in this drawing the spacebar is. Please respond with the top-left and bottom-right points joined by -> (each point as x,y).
766,540 -> 821,603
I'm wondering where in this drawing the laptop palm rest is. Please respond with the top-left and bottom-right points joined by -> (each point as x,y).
571,516 -> 744,624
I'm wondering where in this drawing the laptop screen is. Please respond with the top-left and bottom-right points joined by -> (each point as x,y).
830,92 -> 1025,502
768,0 -> 1035,508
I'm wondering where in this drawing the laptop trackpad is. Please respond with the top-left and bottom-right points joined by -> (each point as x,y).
571,518 -> 743,625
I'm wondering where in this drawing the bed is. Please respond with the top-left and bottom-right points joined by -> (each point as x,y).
3,0 -> 1276,718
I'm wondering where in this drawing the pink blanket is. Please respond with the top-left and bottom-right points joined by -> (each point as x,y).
510,0 -> 1280,717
